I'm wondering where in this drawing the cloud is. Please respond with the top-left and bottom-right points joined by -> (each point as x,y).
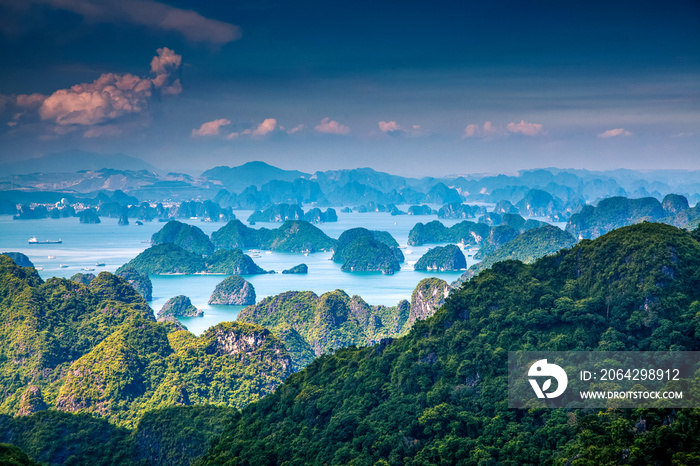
463,121 -> 499,138
287,124 -> 304,134
218,118 -> 280,139
36,48 -> 181,129
315,117 -> 350,135
249,118 -> 277,136
378,121 -> 401,132
17,0 -> 241,45
598,128 -> 632,138
464,124 -> 478,138
192,118 -> 231,137
16,93 -> 46,108
507,120 -> 543,136
464,120 -> 543,138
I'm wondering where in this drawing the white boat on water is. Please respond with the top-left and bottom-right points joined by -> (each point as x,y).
83,267 -> 95,271
95,263 -> 106,267
28,237 -> 62,244
47,255 -> 55,259
59,264 -> 68,268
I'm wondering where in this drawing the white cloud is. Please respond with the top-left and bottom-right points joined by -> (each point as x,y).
35,48 -> 181,131
315,117 -> 350,135
507,120 -> 543,136
17,0 -> 241,45
192,118 -> 231,137
598,128 -> 632,138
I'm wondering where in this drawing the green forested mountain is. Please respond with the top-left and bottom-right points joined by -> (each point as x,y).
414,244 -> 466,271
211,220 -> 336,252
247,203 -> 304,223
237,278 -> 450,369
459,224 -> 577,282
151,220 -> 215,255
119,243 -> 206,274
332,228 -> 403,274
0,261 -> 292,432
118,243 -> 266,275
565,196 -> 667,239
200,223 -> 700,465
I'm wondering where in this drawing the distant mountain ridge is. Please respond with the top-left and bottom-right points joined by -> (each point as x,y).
202,161 -> 309,193
0,150 -> 160,175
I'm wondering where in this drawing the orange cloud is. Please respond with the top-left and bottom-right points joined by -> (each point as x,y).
38,48 -> 182,128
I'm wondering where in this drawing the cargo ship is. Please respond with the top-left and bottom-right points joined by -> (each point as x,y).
28,237 -> 62,244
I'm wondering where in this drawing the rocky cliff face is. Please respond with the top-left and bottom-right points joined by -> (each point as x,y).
408,277 -> 451,326
208,275 -> 256,305
16,385 -> 47,416
206,322 -> 292,376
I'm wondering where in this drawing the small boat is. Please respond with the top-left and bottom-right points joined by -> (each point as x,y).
83,267 -> 95,271
35,267 -> 43,271
29,237 -> 62,244
95,263 -> 105,267
59,264 -> 68,268
47,255 -> 55,259
265,251 -> 272,255
405,250 -> 413,255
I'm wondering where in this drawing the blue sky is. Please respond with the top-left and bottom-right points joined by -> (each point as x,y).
0,0 -> 698,176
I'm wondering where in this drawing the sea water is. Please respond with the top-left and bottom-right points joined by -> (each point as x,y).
0,206 -> 549,335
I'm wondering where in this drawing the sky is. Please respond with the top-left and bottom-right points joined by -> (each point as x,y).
0,0 -> 698,177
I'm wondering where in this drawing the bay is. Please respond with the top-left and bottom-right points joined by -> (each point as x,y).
0,206 -> 525,335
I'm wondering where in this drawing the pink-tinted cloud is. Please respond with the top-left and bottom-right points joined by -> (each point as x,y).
315,117 -> 350,135
507,120 -> 543,136
378,120 -> 401,132
16,93 -> 46,108
287,124 -> 304,134
37,48 -> 181,129
465,120 -> 543,138
192,118 -> 231,137
464,121 -> 499,138
598,128 -> 632,138
464,124 -> 479,138
250,118 -> 277,136
17,0 -> 241,44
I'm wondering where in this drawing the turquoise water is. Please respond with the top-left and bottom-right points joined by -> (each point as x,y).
0,207 -> 556,335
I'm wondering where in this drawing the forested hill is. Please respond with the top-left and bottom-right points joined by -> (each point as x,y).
201,223 -> 700,465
